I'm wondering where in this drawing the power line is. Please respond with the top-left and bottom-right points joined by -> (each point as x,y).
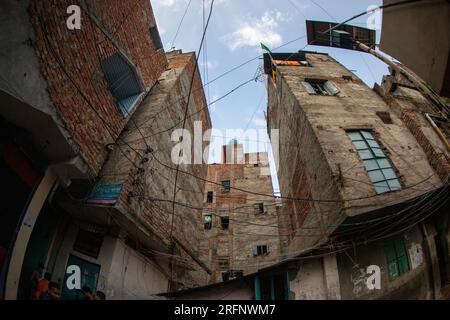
134,151 -> 440,204
170,0 -> 194,49
168,0 -> 215,284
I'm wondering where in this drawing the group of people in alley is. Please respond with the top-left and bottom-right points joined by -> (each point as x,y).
31,263 -> 105,300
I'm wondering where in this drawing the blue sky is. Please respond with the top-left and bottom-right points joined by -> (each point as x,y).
152,0 -> 388,193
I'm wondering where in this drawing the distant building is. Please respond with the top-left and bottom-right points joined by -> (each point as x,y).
0,0 -> 211,299
199,142 -> 282,284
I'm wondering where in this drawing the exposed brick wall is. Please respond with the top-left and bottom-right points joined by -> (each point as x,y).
28,0 -> 167,174
93,51 -> 211,289
376,73 -> 450,182
199,148 -> 281,283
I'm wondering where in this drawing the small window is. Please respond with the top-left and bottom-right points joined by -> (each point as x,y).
218,258 -> 229,269
253,163 -> 259,167
73,229 -> 104,258
207,191 -> 213,203
342,75 -> 353,81
253,245 -> 268,256
384,239 -> 409,281
204,214 -> 212,230
302,79 -> 340,96
256,203 -> 268,214
149,25 -> 163,51
101,52 -> 143,116
221,216 -> 230,230
221,180 -> 231,193
347,130 -> 401,194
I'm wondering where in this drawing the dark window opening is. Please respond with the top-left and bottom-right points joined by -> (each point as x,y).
124,236 -> 154,259
221,180 -> 231,193
222,270 -> 243,282
218,258 -> 229,269
376,111 -> 393,124
73,229 -> 104,259
204,214 -> 212,230
253,245 -> 268,256
302,79 -> 340,96
207,191 -> 213,203
149,25 -> 163,51
221,216 -> 230,230
256,203 -> 268,214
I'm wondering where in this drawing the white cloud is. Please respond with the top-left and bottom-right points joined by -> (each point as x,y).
222,11 -> 285,51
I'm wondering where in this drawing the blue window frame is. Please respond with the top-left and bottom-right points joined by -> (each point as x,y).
347,130 -> 401,194
101,52 -> 143,116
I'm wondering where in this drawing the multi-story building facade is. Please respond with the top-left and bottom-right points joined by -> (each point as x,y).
199,142 -> 281,284
263,51 -> 449,299
0,0 -> 211,299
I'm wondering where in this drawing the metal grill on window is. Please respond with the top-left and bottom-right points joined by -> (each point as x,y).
101,52 -> 143,116
347,130 -> 401,194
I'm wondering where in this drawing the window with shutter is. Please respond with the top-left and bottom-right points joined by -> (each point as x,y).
303,79 -> 340,96
384,239 -> 409,281
302,81 -> 317,94
324,81 -> 340,95
221,180 -> 231,193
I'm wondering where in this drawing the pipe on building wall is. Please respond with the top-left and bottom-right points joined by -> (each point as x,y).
419,222 -> 436,300
424,113 -> 450,152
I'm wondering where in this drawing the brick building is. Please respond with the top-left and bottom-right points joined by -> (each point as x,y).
263,51 -> 449,299
0,1 -> 211,299
198,142 -> 281,284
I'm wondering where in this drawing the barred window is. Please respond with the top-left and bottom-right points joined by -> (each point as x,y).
347,130 -> 401,194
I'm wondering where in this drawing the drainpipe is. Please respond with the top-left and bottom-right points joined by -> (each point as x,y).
419,222 -> 436,299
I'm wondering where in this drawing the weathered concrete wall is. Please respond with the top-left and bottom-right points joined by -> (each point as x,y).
106,239 -> 168,300
0,0 -> 167,175
46,218 -> 168,299
199,146 -> 281,283
267,52 -> 443,256
96,51 -> 211,289
380,0 -> 450,96
289,259 -> 327,300
375,70 -> 450,182
171,280 -> 254,300
336,226 -> 432,299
